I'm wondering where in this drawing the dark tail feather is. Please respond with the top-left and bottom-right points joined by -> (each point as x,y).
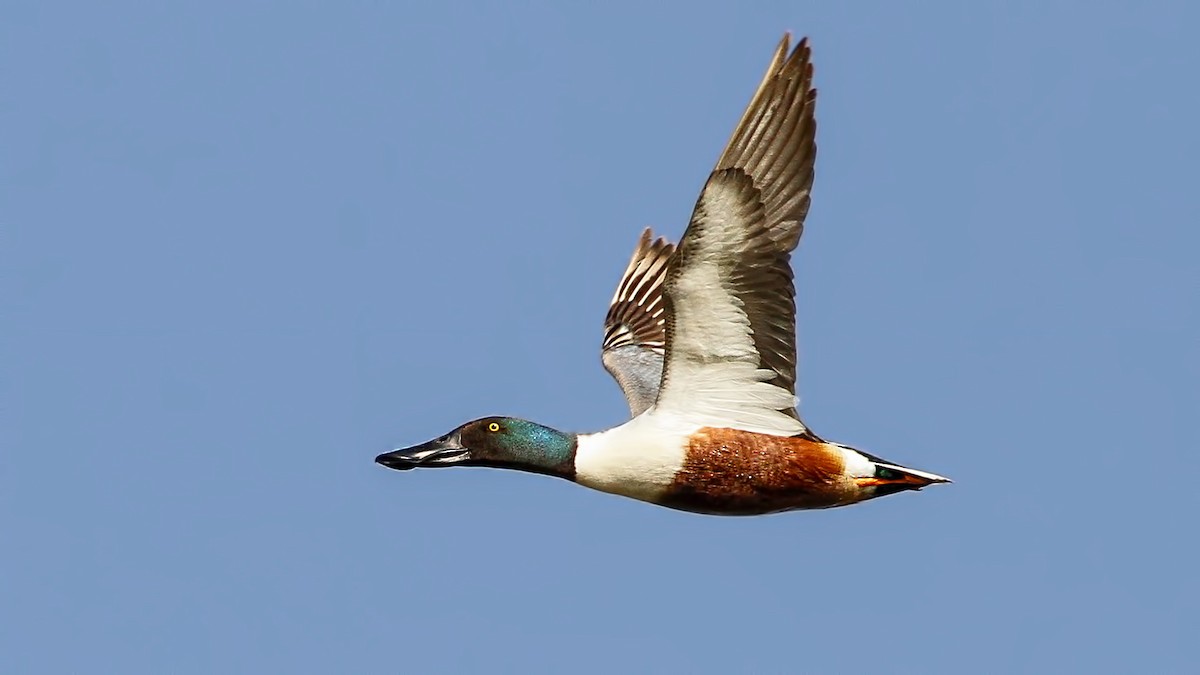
856,462 -> 951,496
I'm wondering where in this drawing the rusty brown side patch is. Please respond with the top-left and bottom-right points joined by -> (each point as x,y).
661,427 -> 857,515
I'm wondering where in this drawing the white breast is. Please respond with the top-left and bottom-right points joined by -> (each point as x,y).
573,412 -> 700,503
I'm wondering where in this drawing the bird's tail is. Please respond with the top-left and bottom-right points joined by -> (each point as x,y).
854,458 -> 952,496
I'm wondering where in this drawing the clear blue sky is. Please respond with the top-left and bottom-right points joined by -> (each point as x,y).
6,2 -> 1198,672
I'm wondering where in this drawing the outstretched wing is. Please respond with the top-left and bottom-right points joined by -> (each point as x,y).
602,229 -> 676,417
654,35 -> 816,436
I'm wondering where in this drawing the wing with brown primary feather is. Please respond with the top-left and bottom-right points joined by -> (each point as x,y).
655,34 -> 817,435
711,36 -> 816,405
602,228 -> 676,417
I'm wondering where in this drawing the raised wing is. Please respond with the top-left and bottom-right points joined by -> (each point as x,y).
602,228 -> 676,417
654,35 -> 816,436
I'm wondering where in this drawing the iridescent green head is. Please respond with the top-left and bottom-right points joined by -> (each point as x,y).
376,417 -> 577,479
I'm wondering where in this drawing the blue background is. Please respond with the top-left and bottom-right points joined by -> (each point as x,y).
6,2 -> 1198,672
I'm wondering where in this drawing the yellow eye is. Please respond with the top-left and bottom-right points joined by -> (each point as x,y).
488,422 -> 500,432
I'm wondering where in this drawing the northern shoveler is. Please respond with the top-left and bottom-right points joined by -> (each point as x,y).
376,35 -> 950,515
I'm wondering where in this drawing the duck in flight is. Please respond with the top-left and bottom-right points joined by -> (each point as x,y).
376,35 -> 950,515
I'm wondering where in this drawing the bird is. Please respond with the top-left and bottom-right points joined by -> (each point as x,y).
375,34 -> 950,515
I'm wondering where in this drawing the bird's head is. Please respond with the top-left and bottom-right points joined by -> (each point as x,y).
375,417 -> 576,479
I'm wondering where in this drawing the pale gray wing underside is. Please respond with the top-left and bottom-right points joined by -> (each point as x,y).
601,229 -> 676,417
